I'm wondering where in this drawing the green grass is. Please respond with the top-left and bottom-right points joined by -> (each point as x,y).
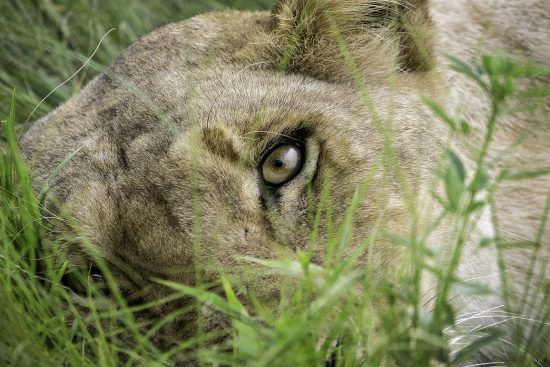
1,1 -> 550,366
0,0 -> 273,136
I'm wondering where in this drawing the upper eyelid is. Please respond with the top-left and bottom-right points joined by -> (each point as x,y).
241,130 -> 300,141
260,129 -> 308,155
266,136 -> 303,152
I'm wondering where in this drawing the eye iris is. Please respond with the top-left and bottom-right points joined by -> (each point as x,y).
262,145 -> 303,186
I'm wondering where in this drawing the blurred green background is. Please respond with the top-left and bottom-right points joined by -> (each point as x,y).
0,0 -> 274,134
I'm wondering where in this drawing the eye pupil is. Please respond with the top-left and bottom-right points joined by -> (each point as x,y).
274,160 -> 284,168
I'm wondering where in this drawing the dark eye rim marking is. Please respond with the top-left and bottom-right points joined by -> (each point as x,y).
60,263 -> 132,299
60,265 -> 106,297
89,265 -> 105,283
259,129 -> 308,189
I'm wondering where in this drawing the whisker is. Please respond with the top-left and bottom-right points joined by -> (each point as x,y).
20,29 -> 116,138
444,305 -> 505,331
464,269 -> 514,282
462,362 -> 506,367
498,338 -> 543,367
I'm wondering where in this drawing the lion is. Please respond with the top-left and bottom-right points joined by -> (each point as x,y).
19,0 -> 549,364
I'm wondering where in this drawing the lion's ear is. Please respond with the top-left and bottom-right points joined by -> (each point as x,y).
237,0 -> 434,81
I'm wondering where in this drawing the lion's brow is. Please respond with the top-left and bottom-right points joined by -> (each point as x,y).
201,126 -> 240,162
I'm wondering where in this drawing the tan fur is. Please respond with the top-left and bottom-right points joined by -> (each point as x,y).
20,0 -> 549,361
237,0 -> 435,80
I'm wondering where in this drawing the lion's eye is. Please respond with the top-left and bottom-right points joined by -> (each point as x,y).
61,265 -> 107,296
90,267 -> 105,283
261,144 -> 304,186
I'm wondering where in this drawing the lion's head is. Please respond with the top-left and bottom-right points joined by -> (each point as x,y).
20,0 -> 467,350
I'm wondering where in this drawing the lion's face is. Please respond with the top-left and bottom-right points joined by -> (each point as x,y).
21,0 -> 442,343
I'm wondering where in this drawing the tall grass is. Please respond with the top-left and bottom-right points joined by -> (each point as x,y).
1,1 -> 549,366
0,0 -> 273,136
